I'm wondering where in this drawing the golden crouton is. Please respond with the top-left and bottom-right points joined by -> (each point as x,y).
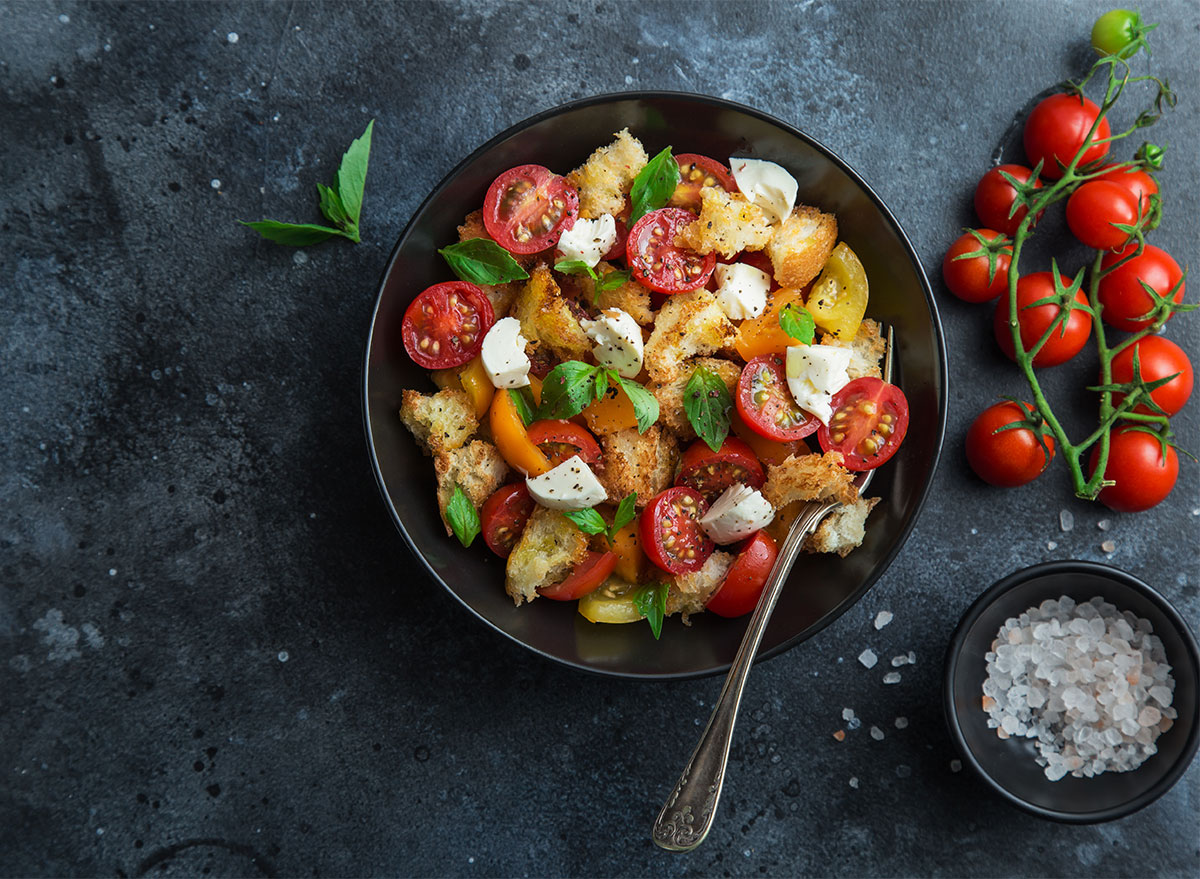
649,357 -> 742,439
597,425 -> 680,508
803,496 -> 880,557
505,506 -> 590,605
568,128 -> 648,220
458,210 -> 542,269
666,551 -> 735,621
762,452 -> 858,509
643,289 -> 737,383
511,264 -> 591,362
595,263 -> 655,326
676,187 -> 774,259
819,318 -> 886,380
764,205 -> 838,289
433,440 -> 509,536
400,388 -> 478,456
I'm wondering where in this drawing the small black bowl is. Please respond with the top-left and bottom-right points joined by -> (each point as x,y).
944,560 -> 1200,823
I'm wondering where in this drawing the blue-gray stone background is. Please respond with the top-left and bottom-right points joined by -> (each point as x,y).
2,1 -> 1197,876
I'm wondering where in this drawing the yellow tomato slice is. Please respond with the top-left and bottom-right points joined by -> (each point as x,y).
582,384 -> 639,434
733,286 -> 808,361
457,356 -> 495,418
489,388 -> 551,476
806,243 -> 868,339
578,578 -> 644,624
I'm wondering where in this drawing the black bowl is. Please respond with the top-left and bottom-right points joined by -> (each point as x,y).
363,92 -> 947,679
944,560 -> 1200,823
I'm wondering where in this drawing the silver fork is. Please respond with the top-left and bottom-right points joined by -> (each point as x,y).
652,326 -> 895,852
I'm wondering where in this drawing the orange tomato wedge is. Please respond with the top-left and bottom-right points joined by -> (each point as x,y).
607,518 -> 647,584
458,356 -> 495,418
489,388 -> 551,476
582,384 -> 639,435
733,286 -> 809,361
731,410 -> 808,466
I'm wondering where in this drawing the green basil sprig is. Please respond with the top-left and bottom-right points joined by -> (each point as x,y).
628,146 -> 681,226
537,361 -> 659,433
779,302 -> 816,345
554,259 -> 599,280
561,491 -> 638,541
441,238 -> 530,285
444,484 -> 480,548
507,387 -> 538,427
633,582 -> 669,639
683,365 -> 733,452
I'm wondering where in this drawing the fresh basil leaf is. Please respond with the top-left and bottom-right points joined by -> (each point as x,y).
683,365 -> 733,453
317,182 -> 351,230
616,376 -> 660,434
334,118 -> 374,226
239,220 -> 344,246
629,146 -> 680,226
445,483 -> 480,548
779,303 -> 816,345
611,492 -> 638,535
441,238 -> 530,285
554,259 -> 599,280
593,368 -> 609,402
633,582 -> 669,640
508,387 -> 537,427
537,361 -> 600,420
562,508 -> 607,535
595,268 -> 632,294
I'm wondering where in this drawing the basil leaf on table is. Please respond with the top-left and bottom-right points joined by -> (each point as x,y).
238,220 -> 343,246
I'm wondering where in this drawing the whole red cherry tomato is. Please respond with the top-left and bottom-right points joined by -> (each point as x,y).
974,165 -> 1043,236
1023,94 -> 1111,179
1108,335 -> 1194,416
965,401 -> 1056,487
942,229 -> 1012,303
1095,164 -> 1159,212
1089,427 -> 1179,513
994,271 -> 1092,367
1098,244 -> 1185,332
1066,180 -> 1141,250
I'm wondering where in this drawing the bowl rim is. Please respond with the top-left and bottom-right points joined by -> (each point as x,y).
942,558 -> 1200,823
362,89 -> 948,679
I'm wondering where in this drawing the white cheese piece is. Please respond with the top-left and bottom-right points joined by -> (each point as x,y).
729,158 -> 798,225
699,484 -> 775,545
785,343 -> 852,424
555,214 -> 618,268
480,316 -> 531,388
714,262 -> 770,320
525,455 -> 608,511
580,307 -> 644,378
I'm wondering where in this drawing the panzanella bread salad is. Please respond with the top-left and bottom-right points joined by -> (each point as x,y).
398,130 -> 908,636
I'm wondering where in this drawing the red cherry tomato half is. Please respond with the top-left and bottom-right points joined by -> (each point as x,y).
670,154 -> 738,212
1023,93 -> 1111,179
482,164 -> 579,255
942,229 -> 1012,303
993,271 -> 1092,367
525,420 -> 602,467
1095,164 -> 1159,211
1098,244 -> 1185,332
626,207 -> 715,294
817,377 -> 909,471
736,355 -> 821,443
537,551 -> 618,600
640,486 -> 714,575
1089,427 -> 1179,513
675,436 -> 766,502
1066,180 -> 1140,251
1109,335 -> 1193,416
705,531 -> 778,618
965,401 -> 1055,487
480,483 -> 535,558
402,281 -> 495,370
974,165 -> 1044,236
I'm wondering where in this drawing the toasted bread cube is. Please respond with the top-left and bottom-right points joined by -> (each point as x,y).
649,357 -> 742,439
400,388 -> 478,456
597,425 -> 679,508
819,318 -> 886,380
666,551 -> 735,622
676,187 -> 774,259
762,452 -> 858,509
568,128 -> 648,220
511,264 -> 591,362
643,289 -> 737,383
803,496 -> 880,557
505,505 -> 590,605
433,440 -> 509,536
595,263 -> 655,326
764,205 -> 838,289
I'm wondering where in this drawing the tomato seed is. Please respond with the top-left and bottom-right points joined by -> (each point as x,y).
461,333 -> 474,345
832,431 -> 844,443
652,261 -> 663,272
878,423 -> 892,437
860,437 -> 879,455
430,340 -> 440,355
860,401 -> 877,415
673,266 -> 683,280
704,175 -> 716,187
419,338 -> 430,350
664,535 -> 675,548
684,548 -> 695,559
879,414 -> 893,423
689,168 -> 703,182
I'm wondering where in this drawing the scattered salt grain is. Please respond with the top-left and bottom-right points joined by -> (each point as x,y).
1047,540 -> 1058,550
1097,519 -> 1111,531
895,765 -> 912,778
227,32 -> 239,43
894,717 -> 908,729
869,726 -> 885,741
842,707 -> 856,721
874,610 -> 893,630
858,648 -> 878,669
1101,540 -> 1116,554
848,776 -> 859,789
883,672 -> 901,685
1059,510 -> 1074,532
210,179 -> 221,189
950,759 -> 962,773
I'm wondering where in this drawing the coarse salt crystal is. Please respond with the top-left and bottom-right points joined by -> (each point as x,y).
869,726 -> 884,741
950,759 -> 962,773
858,649 -> 878,669
894,717 -> 908,729
1059,510 -> 1074,531
883,672 -> 901,685
848,776 -> 859,789
874,610 -> 893,630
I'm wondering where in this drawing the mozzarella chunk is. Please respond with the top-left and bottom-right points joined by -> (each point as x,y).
785,344 -> 852,424
581,307 -> 644,378
526,455 -> 608,511
700,484 -> 775,544
714,262 -> 770,320
556,214 -> 617,268
729,158 -> 798,225
480,316 -> 531,388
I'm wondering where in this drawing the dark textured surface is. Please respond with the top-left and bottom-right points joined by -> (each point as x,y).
2,1 -> 1197,876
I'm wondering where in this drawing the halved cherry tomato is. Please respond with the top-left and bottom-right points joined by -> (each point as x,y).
676,437 -> 766,501
706,531 -> 778,618
538,551 -> 618,600
736,355 -> 820,443
1098,243 -> 1185,332
626,207 -> 715,294
994,270 -> 1092,367
818,377 -> 909,471
525,419 -> 602,466
582,383 -> 639,434
480,484 -> 535,558
731,410 -> 807,466
1023,93 -> 1111,179
669,154 -> 738,212
806,243 -> 868,339
482,164 -> 579,255
1109,335 -> 1193,416
974,165 -> 1044,237
641,487 -> 713,575
402,282 -> 494,370
489,388 -> 551,476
